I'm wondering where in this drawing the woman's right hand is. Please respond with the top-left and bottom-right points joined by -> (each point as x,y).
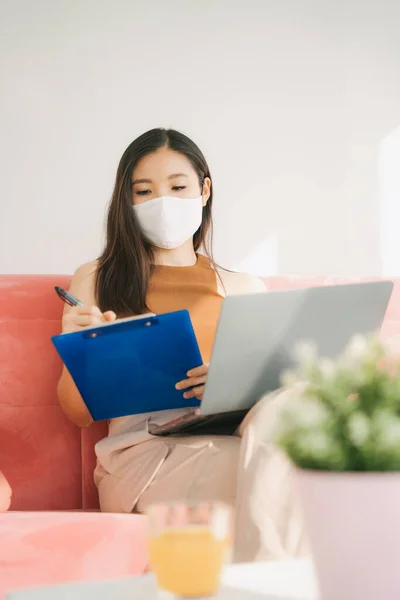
62,305 -> 117,334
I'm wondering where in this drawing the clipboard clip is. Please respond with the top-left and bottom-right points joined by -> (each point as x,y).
82,314 -> 159,339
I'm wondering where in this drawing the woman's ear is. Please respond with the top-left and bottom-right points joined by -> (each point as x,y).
201,177 -> 211,207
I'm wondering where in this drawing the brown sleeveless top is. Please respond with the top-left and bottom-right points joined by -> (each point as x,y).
146,255 -> 223,364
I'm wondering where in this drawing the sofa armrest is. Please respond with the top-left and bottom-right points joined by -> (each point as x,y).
0,471 -> 12,512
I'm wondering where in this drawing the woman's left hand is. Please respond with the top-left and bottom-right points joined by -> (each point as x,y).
175,363 -> 209,401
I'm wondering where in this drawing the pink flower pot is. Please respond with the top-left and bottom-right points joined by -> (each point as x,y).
296,469 -> 400,600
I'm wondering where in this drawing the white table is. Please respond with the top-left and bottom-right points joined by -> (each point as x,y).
223,560 -> 318,599
6,560 -> 319,600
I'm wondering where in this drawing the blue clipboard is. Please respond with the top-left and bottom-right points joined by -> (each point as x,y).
51,310 -> 203,421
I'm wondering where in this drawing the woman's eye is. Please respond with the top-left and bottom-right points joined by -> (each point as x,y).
172,186 -> 187,192
136,189 -> 151,196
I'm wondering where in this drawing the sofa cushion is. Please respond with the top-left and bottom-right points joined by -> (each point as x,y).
0,406 -> 81,510
0,512 -> 148,600
0,276 -> 87,510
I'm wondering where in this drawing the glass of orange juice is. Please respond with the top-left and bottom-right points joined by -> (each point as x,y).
147,501 -> 233,598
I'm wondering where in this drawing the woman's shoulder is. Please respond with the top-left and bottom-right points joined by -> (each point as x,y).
73,260 -> 98,279
69,260 -> 99,304
217,268 -> 266,296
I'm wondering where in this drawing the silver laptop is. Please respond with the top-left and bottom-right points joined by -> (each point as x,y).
149,281 -> 393,436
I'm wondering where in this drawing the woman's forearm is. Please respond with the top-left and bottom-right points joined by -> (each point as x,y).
57,367 -> 93,428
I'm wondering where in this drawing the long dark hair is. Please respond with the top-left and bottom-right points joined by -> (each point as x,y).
95,128 -> 216,315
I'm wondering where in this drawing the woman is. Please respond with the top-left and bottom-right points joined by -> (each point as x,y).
57,128 -> 307,560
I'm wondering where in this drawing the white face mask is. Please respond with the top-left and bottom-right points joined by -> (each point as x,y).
133,195 -> 203,249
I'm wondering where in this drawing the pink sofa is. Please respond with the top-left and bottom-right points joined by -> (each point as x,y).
0,274 -> 399,598
0,276 -> 149,599
0,512 -> 148,597
1,275 -> 400,511
0,275 -> 106,511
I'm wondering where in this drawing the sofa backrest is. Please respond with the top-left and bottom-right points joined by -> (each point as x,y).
0,276 -> 106,510
265,277 -> 400,340
1,274 -> 399,510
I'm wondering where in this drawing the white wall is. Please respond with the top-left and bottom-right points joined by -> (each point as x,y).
1,0 -> 400,276
379,125 -> 400,277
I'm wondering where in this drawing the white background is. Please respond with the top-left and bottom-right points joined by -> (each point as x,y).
1,0 -> 400,276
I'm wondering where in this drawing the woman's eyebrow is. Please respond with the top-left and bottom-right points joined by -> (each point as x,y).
132,173 -> 188,185
132,178 -> 152,185
168,173 -> 188,180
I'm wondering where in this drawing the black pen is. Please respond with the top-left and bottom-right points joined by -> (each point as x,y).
54,286 -> 84,307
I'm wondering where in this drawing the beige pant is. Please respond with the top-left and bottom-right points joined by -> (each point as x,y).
131,389 -> 309,562
136,435 -> 240,510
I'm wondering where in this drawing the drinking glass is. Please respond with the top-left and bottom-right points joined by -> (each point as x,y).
147,501 -> 233,598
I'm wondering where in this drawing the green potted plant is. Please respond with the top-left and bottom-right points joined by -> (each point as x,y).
275,335 -> 400,600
